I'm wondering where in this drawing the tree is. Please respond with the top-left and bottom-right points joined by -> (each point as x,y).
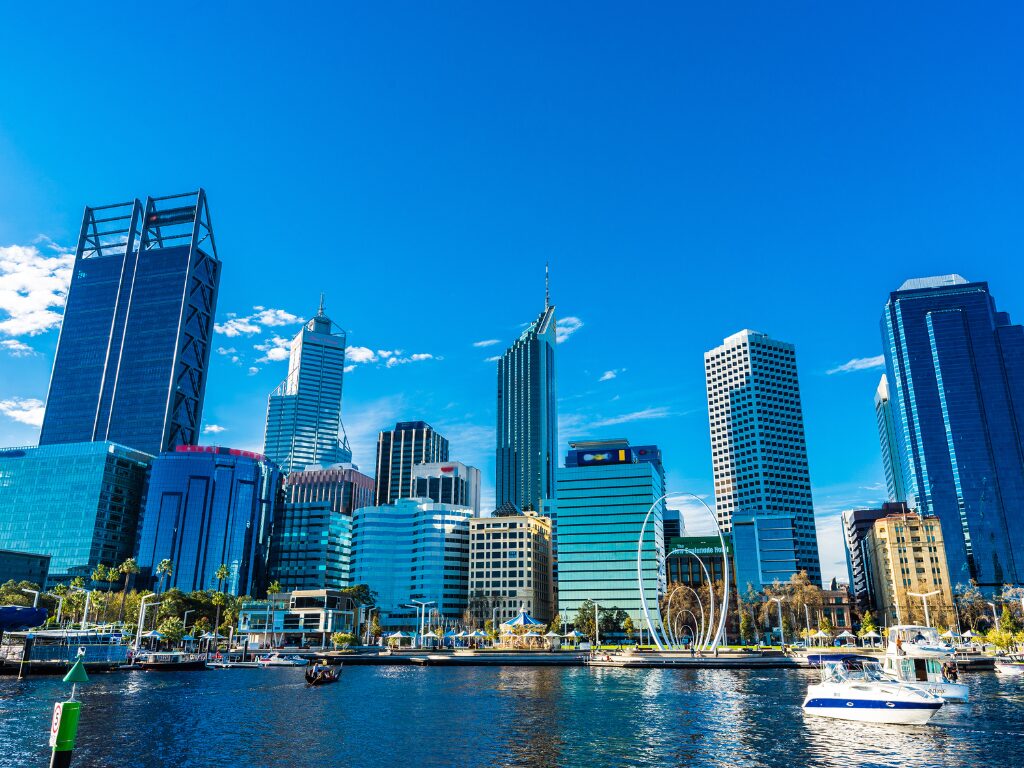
267,580 -> 281,596
370,614 -> 382,641
117,558 -> 140,622
331,632 -> 355,649
547,612 -> 562,635
340,583 -> 375,606
987,627 -> 1015,651
954,581 -> 986,631
212,591 -> 227,638
1001,606 -> 1021,634
156,559 -> 174,593
484,619 -> 496,641
819,614 -> 834,635
157,616 -> 185,646
739,611 -> 754,644
215,563 -> 231,593
0,579 -> 40,607
622,616 -> 635,641
858,610 -> 877,638
573,600 -> 597,639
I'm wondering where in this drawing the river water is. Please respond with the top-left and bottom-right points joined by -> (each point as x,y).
1,665 -> 1021,767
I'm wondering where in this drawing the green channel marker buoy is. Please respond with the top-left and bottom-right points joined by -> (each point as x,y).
49,652 -> 89,768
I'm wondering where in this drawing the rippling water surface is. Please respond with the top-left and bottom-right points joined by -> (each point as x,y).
1,666 -> 1021,767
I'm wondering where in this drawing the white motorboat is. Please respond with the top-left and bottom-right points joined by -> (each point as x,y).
886,625 -> 955,658
995,654 -> 1024,676
256,653 -> 308,667
868,659 -> 968,703
802,661 -> 944,724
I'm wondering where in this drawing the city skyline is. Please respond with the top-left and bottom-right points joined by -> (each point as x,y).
4,7 -> 1024,586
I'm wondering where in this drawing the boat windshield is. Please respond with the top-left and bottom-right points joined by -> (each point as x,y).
820,662 -> 851,683
890,626 -> 942,645
860,661 -> 886,681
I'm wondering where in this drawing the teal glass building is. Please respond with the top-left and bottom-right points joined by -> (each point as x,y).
496,301 -> 558,513
39,191 -> 219,456
267,465 -> 373,591
0,442 -> 151,583
552,441 -> 665,625
263,298 -> 351,473
351,498 -> 472,629
882,275 -> 1024,589
135,446 -> 279,596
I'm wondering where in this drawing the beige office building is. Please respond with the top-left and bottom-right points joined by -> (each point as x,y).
866,511 -> 954,627
469,511 -> 554,624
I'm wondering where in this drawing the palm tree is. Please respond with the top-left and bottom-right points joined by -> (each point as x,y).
210,564 -> 231,645
215,563 -> 231,594
156,559 -> 174,594
117,557 -> 139,623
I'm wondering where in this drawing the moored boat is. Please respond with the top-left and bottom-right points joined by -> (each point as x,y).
995,654 -> 1024,676
802,661 -> 944,724
877,657 -> 968,702
305,665 -> 342,686
257,653 -> 308,667
134,651 -> 208,670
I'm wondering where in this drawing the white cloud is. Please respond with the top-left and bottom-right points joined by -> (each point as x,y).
344,365 -> 356,373
0,242 -> 74,337
556,316 -> 583,343
216,346 -> 237,355
254,336 -> 291,363
590,406 -> 672,428
385,353 -> 435,368
1,339 -> 36,357
827,355 -> 885,375
346,346 -> 378,364
215,306 -> 302,337
203,424 -> 226,434
484,355 -> 501,363
247,366 -> 259,376
599,370 -> 618,382
342,395 -> 406,470
473,339 -> 500,348
0,397 -> 45,427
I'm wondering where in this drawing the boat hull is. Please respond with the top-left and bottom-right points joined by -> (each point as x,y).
137,659 -> 208,671
802,697 -> 942,725
996,662 -> 1024,676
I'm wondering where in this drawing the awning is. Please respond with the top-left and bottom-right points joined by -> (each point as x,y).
502,611 -> 545,627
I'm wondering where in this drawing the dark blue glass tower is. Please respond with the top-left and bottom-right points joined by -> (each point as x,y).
496,299 -> 558,513
40,191 -> 220,456
135,446 -> 279,596
882,275 -> 1024,589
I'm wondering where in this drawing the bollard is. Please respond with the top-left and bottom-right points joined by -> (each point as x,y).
48,652 -> 89,768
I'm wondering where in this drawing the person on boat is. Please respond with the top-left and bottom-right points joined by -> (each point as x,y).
914,631 -> 925,644
943,661 -> 959,682
895,636 -> 904,656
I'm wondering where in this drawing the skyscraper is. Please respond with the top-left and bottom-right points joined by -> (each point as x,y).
553,439 -> 665,624
882,275 -> 1024,589
412,461 -> 481,514
263,297 -> 351,473
704,330 -> 821,585
874,374 -> 907,503
496,282 -> 558,512
40,191 -> 220,456
135,445 -> 279,596
374,422 -> 449,505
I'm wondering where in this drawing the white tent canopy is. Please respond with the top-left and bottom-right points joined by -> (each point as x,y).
812,630 -> 830,638
836,630 -> 856,639
861,631 -> 882,639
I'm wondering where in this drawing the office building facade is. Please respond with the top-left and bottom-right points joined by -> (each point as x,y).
731,513 -> 799,593
351,498 -> 472,629
705,329 -> 822,585
469,511 -> 555,624
412,461 -> 481,515
882,275 -> 1024,589
865,510 -> 955,627
665,535 -> 732,588
263,298 -> 351,473
496,300 -> 558,513
552,440 -> 665,624
841,502 -> 909,612
874,375 -> 907,503
40,191 -> 220,456
374,422 -> 449,506
0,549 -> 51,588
135,445 -> 279,596
0,442 -> 151,583
267,465 -> 373,591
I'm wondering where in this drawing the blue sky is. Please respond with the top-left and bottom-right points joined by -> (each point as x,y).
1,4 -> 1023,583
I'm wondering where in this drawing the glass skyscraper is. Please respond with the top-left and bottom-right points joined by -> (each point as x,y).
373,422 -> 449,505
351,498 -> 473,629
874,374 -> 908,503
0,442 -> 151,583
552,439 -> 665,624
704,330 -> 822,585
135,446 -> 279,596
263,297 -> 351,473
496,299 -> 558,513
39,191 -> 220,456
412,461 -> 481,514
882,275 -> 1024,589
267,465 -> 374,591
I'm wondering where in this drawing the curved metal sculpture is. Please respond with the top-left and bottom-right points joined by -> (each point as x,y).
674,493 -> 731,651
669,547 -> 715,651
637,494 -> 671,650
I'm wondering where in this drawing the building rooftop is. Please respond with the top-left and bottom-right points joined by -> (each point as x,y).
897,274 -> 969,291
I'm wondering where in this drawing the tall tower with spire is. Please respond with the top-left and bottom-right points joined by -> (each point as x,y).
495,268 -> 558,512
263,297 -> 351,473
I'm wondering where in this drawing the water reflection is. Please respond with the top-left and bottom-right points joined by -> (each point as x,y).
1,667 -> 1021,768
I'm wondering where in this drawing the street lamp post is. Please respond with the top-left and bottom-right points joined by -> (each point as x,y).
770,597 -> 785,648
987,601 -> 1000,631
46,593 -> 65,625
134,594 -> 160,656
21,588 -> 39,608
69,586 -> 92,631
907,590 -> 941,628
410,599 -> 434,647
182,609 -> 194,633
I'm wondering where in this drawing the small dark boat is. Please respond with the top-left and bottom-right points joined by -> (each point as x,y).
305,665 -> 341,686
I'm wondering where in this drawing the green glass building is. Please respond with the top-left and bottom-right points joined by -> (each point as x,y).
552,440 -> 665,624
0,442 -> 152,584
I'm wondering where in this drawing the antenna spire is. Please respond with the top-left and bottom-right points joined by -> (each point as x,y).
545,262 -> 550,309
318,292 -> 326,317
